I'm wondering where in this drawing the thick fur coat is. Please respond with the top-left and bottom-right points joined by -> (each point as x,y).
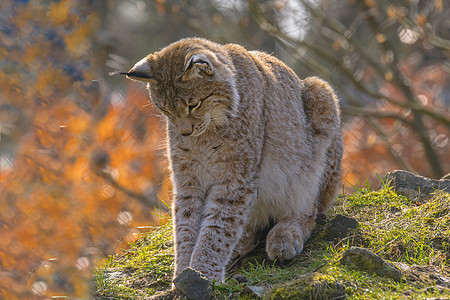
124,38 -> 343,282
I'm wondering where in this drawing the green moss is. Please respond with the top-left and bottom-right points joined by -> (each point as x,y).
94,220 -> 174,299
267,272 -> 345,300
340,187 -> 411,209
334,189 -> 450,266
94,188 -> 450,299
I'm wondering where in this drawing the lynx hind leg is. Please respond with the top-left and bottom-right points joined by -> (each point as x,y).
317,134 -> 343,213
302,77 -> 341,135
302,77 -> 343,213
233,223 -> 260,258
266,215 -> 316,262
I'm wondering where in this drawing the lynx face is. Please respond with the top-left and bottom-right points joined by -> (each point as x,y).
126,43 -> 240,137
150,87 -> 229,137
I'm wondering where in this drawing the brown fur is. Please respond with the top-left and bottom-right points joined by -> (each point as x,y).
124,38 -> 343,282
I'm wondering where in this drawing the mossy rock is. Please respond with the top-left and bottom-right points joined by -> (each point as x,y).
341,247 -> 402,282
266,272 -> 345,300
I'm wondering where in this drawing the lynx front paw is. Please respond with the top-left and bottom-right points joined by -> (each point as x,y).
266,223 -> 304,262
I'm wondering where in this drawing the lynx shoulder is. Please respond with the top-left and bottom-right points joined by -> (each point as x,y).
120,38 -> 343,283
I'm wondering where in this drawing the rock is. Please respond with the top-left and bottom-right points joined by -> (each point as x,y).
240,285 -> 266,298
267,272 -> 345,300
173,267 -> 212,300
316,213 -> 328,225
233,274 -> 249,283
327,214 -> 359,241
429,273 -> 450,288
341,247 -> 402,282
395,262 -> 450,289
381,170 -> 450,202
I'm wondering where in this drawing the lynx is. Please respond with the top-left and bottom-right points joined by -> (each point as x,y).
119,38 -> 343,283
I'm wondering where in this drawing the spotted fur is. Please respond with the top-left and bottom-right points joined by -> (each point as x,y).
125,38 -> 343,282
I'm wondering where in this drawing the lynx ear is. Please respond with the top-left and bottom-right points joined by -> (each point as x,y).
182,53 -> 214,81
126,56 -> 158,84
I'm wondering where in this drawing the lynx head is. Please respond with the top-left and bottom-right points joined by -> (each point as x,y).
122,38 -> 240,137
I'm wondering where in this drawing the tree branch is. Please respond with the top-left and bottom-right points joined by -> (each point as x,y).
90,165 -> 169,212
342,106 -> 413,126
341,91 -> 417,173
366,117 -> 417,173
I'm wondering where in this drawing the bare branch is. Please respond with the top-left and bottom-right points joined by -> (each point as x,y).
342,106 -> 413,126
366,117 -> 417,173
299,0 -> 390,79
341,91 -> 417,173
91,165 -> 169,213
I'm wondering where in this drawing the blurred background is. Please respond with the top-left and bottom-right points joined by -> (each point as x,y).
0,0 -> 448,298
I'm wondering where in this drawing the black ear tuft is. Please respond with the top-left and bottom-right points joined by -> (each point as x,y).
108,71 -> 128,76
126,70 -> 152,80
121,57 -> 159,84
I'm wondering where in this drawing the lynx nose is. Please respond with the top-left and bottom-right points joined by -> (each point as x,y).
179,124 -> 194,136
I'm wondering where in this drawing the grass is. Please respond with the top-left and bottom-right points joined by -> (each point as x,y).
94,187 -> 450,299
94,219 -> 174,299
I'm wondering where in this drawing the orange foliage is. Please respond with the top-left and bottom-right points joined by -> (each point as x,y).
342,60 -> 450,188
1,87 -> 169,298
0,1 -> 169,298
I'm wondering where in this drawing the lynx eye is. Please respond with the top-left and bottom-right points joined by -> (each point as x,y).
187,93 -> 215,113
188,101 -> 202,113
